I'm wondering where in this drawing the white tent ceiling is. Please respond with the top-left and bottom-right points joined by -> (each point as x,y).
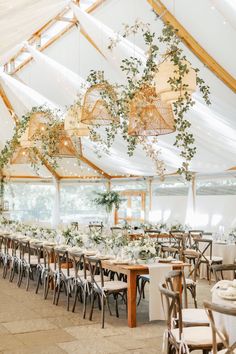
0,0 -> 236,180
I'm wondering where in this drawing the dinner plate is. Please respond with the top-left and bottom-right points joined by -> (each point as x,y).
84,250 -> 96,256
218,290 -> 236,300
112,260 -> 130,265
159,258 -> 173,263
97,255 -> 112,260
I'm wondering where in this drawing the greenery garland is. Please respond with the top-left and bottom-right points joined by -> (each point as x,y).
94,191 -> 123,213
0,106 -> 63,173
82,21 -> 211,181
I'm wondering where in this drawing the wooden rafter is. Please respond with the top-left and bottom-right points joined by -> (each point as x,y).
79,154 -> 111,179
34,148 -> 61,180
0,84 -> 18,123
8,0 -> 107,75
147,0 -> 236,93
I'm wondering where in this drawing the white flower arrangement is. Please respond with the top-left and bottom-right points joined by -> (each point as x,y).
124,238 -> 159,260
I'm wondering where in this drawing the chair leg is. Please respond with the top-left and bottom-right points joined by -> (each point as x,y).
44,274 -> 50,300
101,295 -> 105,329
26,268 -> 31,291
115,294 -> 119,318
17,265 -> 24,288
83,290 -> 87,319
89,292 -> 96,321
72,286 -> 79,313
35,269 -> 41,294
67,282 -> 70,311
56,282 -> 62,305
107,295 -> 112,316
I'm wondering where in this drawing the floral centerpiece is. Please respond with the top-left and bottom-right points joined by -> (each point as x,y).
94,191 -> 123,213
62,226 -> 84,247
229,228 -> 236,243
124,238 -> 159,261
89,229 -> 105,246
170,223 -> 187,232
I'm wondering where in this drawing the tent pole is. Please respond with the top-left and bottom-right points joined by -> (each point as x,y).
52,177 -> 60,228
192,173 -> 196,213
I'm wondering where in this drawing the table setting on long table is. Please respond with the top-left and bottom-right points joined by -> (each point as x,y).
0,221 -> 187,328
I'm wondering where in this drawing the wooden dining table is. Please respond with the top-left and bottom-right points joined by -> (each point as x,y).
101,260 -> 184,328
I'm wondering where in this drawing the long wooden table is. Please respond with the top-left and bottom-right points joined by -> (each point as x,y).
102,260 -> 183,328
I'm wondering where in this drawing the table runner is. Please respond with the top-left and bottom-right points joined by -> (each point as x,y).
148,263 -> 172,321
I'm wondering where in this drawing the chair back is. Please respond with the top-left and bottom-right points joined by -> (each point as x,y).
211,264 -> 236,282
68,251 -> 85,283
19,239 -> 31,264
43,245 -> 54,271
192,236 -> 213,263
165,270 -> 188,308
89,223 -> 103,234
204,301 -> 236,354
159,283 -> 183,341
86,256 -> 104,290
54,247 -> 70,277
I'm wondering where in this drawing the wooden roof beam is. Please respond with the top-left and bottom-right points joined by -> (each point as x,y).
8,0 -> 107,75
0,84 -> 18,124
78,154 -> 111,179
148,0 -> 236,93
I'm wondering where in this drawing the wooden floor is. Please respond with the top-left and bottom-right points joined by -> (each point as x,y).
0,274 -> 211,354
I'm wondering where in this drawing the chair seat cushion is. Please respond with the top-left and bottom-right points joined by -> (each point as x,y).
92,280 -> 127,292
172,326 -> 222,347
206,256 -> 223,262
182,308 -> 209,325
185,278 -> 196,286
102,280 -> 127,291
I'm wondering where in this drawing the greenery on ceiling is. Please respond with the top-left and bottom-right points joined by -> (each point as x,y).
85,21 -> 211,181
0,21 -> 211,182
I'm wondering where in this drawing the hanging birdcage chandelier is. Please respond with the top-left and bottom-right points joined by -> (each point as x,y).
81,83 -> 119,126
64,104 -> 89,137
128,85 -> 175,136
154,59 -> 196,104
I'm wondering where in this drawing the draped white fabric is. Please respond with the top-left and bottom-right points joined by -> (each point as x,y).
0,0 -> 235,178
70,7 -> 236,174
185,182 -> 196,227
26,45 -> 86,105
0,0 -> 69,63
212,0 -> 236,30
0,71 -> 58,117
71,3 -> 146,77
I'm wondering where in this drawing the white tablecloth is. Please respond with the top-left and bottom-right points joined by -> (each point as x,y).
200,243 -> 236,280
212,281 -> 236,345
148,263 -> 172,321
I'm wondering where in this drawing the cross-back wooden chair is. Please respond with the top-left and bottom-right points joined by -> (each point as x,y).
52,247 -> 74,310
159,283 -> 223,353
86,256 -> 127,328
89,223 -> 103,234
8,235 -> 21,283
42,245 -> 56,300
165,270 -> 209,326
192,236 -> 223,283
204,301 -> 236,354
17,239 -> 42,291
68,251 -> 85,313
211,264 -> 236,282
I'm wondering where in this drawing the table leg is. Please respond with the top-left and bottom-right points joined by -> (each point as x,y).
127,270 -> 138,328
